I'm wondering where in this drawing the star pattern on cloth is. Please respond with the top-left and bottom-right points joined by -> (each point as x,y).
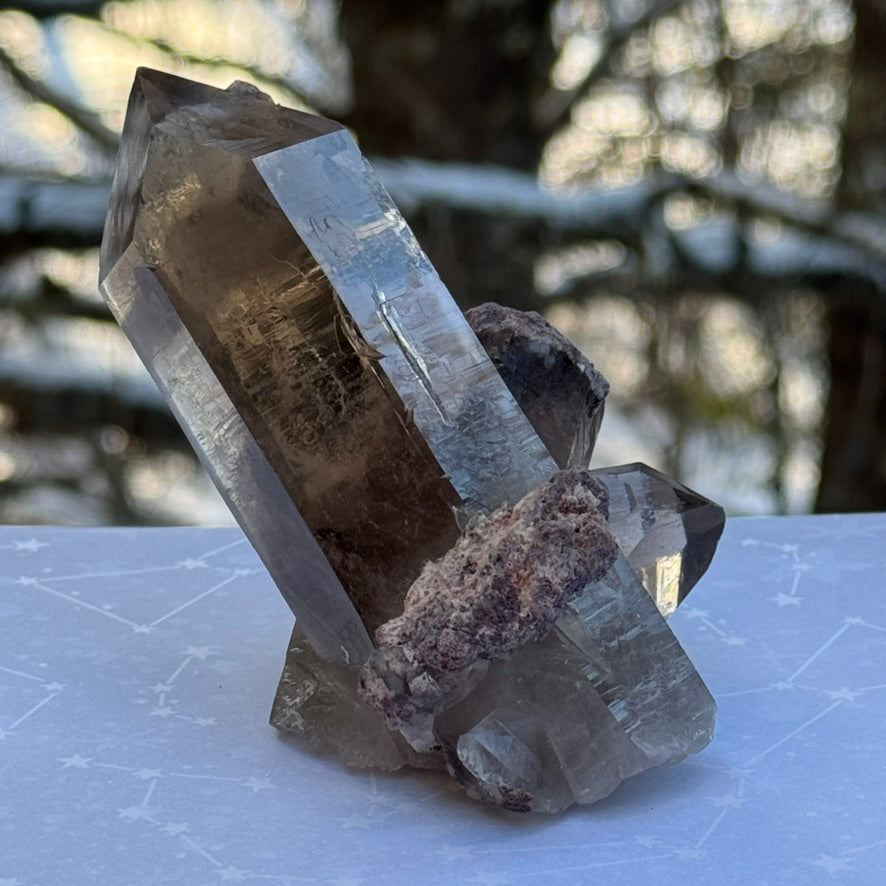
810,855 -> 854,874
59,754 -> 92,769
12,539 -> 49,552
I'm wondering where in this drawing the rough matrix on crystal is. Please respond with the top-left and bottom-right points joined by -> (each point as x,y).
358,469 -> 618,748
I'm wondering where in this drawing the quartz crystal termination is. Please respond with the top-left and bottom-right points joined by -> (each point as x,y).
591,463 -> 726,617
466,303 -> 609,470
100,69 -> 722,814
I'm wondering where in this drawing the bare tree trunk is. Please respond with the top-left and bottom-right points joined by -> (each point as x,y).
816,0 -> 886,511
338,0 -> 557,311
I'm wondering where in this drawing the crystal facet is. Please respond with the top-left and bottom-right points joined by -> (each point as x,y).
100,69 -> 723,814
466,303 -> 609,469
591,463 -> 726,616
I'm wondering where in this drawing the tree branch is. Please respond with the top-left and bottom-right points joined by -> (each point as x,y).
537,0 -> 682,130
0,174 -> 110,245
371,157 -> 681,233
4,0 -> 105,18
373,158 -> 886,277
4,158 -> 885,291
0,46 -> 119,153
98,25 -> 317,113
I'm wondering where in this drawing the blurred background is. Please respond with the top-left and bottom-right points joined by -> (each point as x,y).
0,0 -> 883,525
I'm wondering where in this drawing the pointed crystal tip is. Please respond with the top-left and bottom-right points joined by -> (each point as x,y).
100,67 -> 342,282
467,303 -> 609,469
592,463 -> 726,616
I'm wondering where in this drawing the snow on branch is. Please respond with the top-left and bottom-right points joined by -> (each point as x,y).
371,157 -> 676,232
2,157 -> 885,291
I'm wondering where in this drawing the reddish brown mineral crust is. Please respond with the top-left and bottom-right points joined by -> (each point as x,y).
358,469 -> 619,736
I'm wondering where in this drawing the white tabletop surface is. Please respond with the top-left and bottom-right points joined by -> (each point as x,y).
1,514 -> 885,885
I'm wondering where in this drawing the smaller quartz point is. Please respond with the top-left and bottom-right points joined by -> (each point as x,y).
466,303 -> 609,469
438,631 -> 651,812
591,463 -> 726,616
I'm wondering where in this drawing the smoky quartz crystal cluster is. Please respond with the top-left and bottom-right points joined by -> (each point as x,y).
99,69 -> 725,813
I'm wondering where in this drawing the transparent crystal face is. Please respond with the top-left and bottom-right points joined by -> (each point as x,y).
591,463 -> 726,617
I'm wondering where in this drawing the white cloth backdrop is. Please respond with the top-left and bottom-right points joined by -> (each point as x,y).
1,514 -> 884,884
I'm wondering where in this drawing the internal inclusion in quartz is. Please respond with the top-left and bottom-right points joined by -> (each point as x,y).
100,68 -> 724,814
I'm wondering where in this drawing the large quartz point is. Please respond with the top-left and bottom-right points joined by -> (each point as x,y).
100,68 -> 721,814
99,67 -> 555,660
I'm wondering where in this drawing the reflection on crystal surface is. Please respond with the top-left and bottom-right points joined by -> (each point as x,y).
457,716 -> 544,794
592,463 -> 726,616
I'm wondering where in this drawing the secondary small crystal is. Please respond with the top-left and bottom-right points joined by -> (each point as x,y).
359,469 -> 716,811
100,68 -> 723,814
591,463 -> 726,616
358,470 -> 621,752
466,303 -> 609,469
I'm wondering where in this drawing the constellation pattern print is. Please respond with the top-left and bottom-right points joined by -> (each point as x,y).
1,516 -> 884,884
